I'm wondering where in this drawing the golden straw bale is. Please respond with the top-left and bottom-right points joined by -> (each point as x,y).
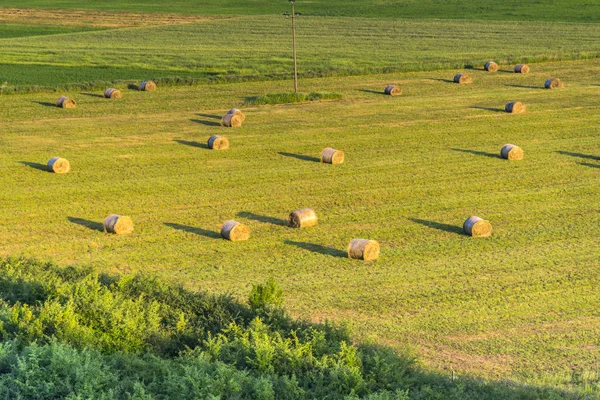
453,74 -> 472,84
544,78 -> 563,89
348,239 -> 380,261
139,81 -> 156,91
514,64 -> 530,73
288,208 -> 318,228
505,101 -> 526,114
384,85 -> 401,96
227,108 -> 246,122
47,157 -> 70,174
104,88 -> 122,99
56,96 -> 76,108
484,61 -> 498,72
501,144 -> 524,160
220,220 -> 250,241
103,214 -> 134,235
321,148 -> 344,164
207,135 -> 229,150
463,216 -> 492,238
221,109 -> 245,128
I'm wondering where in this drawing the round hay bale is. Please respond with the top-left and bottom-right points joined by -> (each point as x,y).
207,135 -> 229,150
544,78 -> 563,89
103,214 -> 134,235
47,157 -> 70,174
221,109 -> 244,128
227,108 -> 246,122
56,96 -> 76,109
384,85 -> 401,96
288,208 -> 318,228
453,74 -> 472,84
514,64 -> 530,73
348,239 -> 380,261
220,220 -> 250,241
505,101 -> 526,114
463,216 -> 492,238
501,144 -> 524,160
484,61 -> 498,72
321,148 -> 344,164
104,88 -> 122,99
140,81 -> 156,91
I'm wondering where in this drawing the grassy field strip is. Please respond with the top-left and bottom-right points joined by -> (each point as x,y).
0,59 -> 598,384
0,16 -> 599,86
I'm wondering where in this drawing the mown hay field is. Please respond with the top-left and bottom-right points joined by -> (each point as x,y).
1,57 -> 599,392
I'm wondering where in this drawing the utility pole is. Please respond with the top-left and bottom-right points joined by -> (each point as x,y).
290,0 -> 298,94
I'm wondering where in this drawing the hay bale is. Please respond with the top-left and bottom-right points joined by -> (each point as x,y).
463,216 -> 492,238
221,109 -> 245,128
47,157 -> 70,174
453,74 -> 472,84
288,208 -> 318,228
220,220 -> 250,241
104,88 -> 122,99
384,85 -> 401,96
103,214 -> 134,235
514,64 -> 530,73
505,101 -> 526,114
56,96 -> 76,109
544,78 -> 563,89
484,61 -> 498,72
139,80 -> 156,91
207,135 -> 229,150
321,148 -> 344,164
501,144 -> 524,160
348,239 -> 380,261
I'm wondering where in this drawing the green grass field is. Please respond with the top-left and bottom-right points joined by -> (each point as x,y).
2,58 -> 599,392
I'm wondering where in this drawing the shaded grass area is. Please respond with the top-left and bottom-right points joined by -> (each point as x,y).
245,92 -> 342,106
2,0 -> 599,22
0,16 -> 599,89
0,59 -> 599,392
0,257 -> 583,399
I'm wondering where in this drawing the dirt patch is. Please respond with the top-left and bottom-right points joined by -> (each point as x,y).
0,7 -> 221,29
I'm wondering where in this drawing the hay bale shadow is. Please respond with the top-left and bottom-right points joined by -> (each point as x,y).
174,139 -> 209,149
428,78 -> 455,84
464,66 -> 485,71
284,240 -> 346,258
409,218 -> 464,235
278,152 -> 320,163
451,148 -> 500,159
68,217 -> 104,232
79,93 -> 104,98
32,101 -> 56,107
469,106 -> 505,113
191,119 -> 221,127
164,222 -> 220,239
127,83 -> 139,90
578,162 -> 600,169
556,151 -> 600,161
356,89 -> 386,95
237,211 -> 287,226
197,113 -> 222,120
505,84 -> 545,90
20,161 -> 48,171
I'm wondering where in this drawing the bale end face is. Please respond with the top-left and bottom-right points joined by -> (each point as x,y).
348,239 -> 380,261
221,113 -> 243,128
288,208 -> 318,228
514,64 -> 530,73
56,96 -> 76,108
501,144 -> 524,160
207,135 -> 229,150
104,88 -> 122,99
321,148 -> 344,164
221,220 -> 250,241
47,157 -> 71,174
544,78 -> 563,89
484,61 -> 498,72
463,216 -> 492,238
104,214 -> 134,235
140,81 -> 156,91
384,85 -> 401,96
505,101 -> 526,114
453,74 -> 472,84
